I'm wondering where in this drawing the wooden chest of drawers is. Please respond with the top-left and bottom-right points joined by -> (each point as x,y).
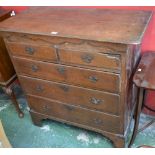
0,7 -> 152,147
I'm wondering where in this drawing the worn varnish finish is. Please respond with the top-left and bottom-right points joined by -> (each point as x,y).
0,7 -> 152,44
19,75 -> 120,115
0,9 -> 24,118
6,42 -> 57,62
12,56 -> 120,93
59,48 -> 121,71
0,7 -> 152,147
28,95 -> 121,133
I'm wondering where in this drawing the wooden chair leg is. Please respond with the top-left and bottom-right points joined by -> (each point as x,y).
142,89 -> 147,109
2,86 -> 24,118
129,88 -> 144,147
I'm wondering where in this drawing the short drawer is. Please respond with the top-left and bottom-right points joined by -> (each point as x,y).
27,95 -> 121,134
13,57 -> 120,93
6,42 -> 57,62
19,75 -> 120,115
59,49 -> 121,71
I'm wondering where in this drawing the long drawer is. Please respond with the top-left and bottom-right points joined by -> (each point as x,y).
7,42 -> 57,62
27,95 -> 121,134
19,75 -> 120,115
13,56 -> 120,93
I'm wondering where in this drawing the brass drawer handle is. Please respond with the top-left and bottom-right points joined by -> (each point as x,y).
25,46 -> 35,55
31,65 -> 39,72
94,118 -> 102,125
64,105 -> 74,111
43,105 -> 49,112
59,85 -> 69,92
81,54 -> 94,63
57,66 -> 66,74
36,85 -> 44,92
88,76 -> 98,83
90,97 -> 103,105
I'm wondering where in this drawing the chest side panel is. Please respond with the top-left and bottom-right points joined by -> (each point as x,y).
123,44 -> 141,134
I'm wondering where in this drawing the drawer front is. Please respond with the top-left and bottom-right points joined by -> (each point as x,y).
13,57 -> 120,93
59,49 -> 120,71
19,75 -> 120,115
6,42 -> 57,62
27,95 -> 121,134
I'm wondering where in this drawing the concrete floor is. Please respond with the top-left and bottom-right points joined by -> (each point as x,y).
0,84 -> 155,148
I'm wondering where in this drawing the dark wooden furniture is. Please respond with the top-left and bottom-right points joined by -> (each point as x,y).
0,7 -> 152,147
0,9 -> 24,118
129,52 -> 155,147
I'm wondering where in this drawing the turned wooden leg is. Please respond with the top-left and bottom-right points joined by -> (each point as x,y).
2,86 -> 24,118
30,111 -> 43,127
142,89 -> 147,109
129,88 -> 144,147
133,85 -> 142,120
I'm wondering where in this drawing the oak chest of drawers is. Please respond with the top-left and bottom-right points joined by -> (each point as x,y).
0,7 -> 152,147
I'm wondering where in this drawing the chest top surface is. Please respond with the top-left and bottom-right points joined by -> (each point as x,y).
0,7 -> 152,44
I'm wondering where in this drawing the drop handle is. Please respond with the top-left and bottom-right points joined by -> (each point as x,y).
90,97 -> 103,105
94,118 -> 102,125
59,85 -> 69,92
88,76 -> 98,83
35,85 -> 44,92
57,66 -> 66,74
31,65 -> 39,72
43,105 -> 49,112
81,54 -> 94,63
25,46 -> 35,55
